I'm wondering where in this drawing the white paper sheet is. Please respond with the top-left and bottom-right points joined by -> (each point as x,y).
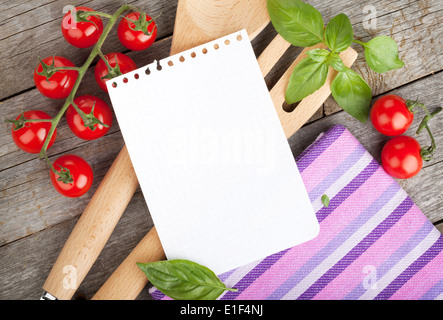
107,29 -> 319,275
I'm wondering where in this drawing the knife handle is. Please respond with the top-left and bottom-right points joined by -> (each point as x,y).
42,145 -> 138,300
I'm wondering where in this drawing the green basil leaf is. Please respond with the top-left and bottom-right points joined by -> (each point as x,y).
267,0 -> 324,47
137,259 -> 237,300
328,52 -> 347,72
285,54 -> 329,104
359,36 -> 404,73
325,13 -> 353,52
306,48 -> 330,62
331,67 -> 372,123
321,194 -> 330,207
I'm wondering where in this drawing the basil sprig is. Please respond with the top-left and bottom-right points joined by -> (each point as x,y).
268,0 -> 404,123
137,259 -> 237,300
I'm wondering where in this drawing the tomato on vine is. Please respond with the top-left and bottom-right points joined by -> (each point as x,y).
5,5 -> 160,197
371,94 -> 441,179
50,154 -> 93,197
66,95 -> 113,140
34,56 -> 78,99
61,6 -> 104,48
94,52 -> 137,92
381,135 -> 423,179
118,12 -> 157,51
8,110 -> 57,154
370,95 -> 414,136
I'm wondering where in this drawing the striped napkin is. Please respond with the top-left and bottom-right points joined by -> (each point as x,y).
150,124 -> 443,300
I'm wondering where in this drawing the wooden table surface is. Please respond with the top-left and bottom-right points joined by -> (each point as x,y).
1,0 -> 442,300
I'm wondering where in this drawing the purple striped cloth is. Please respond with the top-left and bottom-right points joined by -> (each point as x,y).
150,125 -> 443,300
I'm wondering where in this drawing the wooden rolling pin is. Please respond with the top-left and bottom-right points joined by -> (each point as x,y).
92,44 -> 358,300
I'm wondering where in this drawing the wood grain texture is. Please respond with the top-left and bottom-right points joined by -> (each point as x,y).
170,0 -> 269,53
0,0 -> 442,300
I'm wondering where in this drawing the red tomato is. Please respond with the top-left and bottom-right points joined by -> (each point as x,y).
66,95 -> 113,140
94,52 -> 137,92
370,95 -> 414,136
50,154 -> 93,197
34,56 -> 78,99
117,12 -> 157,51
10,110 -> 57,154
61,6 -> 104,48
381,135 -> 423,179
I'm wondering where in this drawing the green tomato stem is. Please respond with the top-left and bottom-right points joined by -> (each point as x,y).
38,4 -> 142,169
41,148 -> 59,175
97,49 -> 116,75
416,107 -> 441,162
79,10 -> 114,20
352,39 -> 366,47
406,99 -> 432,118
70,101 -> 89,123
23,119 -> 53,123
54,66 -> 81,72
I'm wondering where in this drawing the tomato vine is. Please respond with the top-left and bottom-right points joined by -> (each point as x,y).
5,4 -> 157,197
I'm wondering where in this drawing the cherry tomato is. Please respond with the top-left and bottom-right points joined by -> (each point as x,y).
94,52 -> 137,92
10,110 -> 57,154
370,95 -> 414,136
66,95 -> 113,140
381,135 -> 423,179
34,56 -> 78,99
61,6 -> 104,48
50,154 -> 93,197
117,12 -> 157,51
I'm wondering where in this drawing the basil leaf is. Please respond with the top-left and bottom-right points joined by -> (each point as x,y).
331,67 -> 372,123
358,36 -> 404,73
306,48 -> 330,62
325,13 -> 353,52
267,0 -> 324,47
328,52 -> 347,72
285,54 -> 329,104
137,259 -> 237,300
321,194 -> 330,207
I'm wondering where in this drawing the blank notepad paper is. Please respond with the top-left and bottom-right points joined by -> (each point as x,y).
107,29 -> 319,275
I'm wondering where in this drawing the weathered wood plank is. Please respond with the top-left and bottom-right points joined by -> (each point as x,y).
2,0 -> 443,103
0,189 -> 154,300
0,0 -> 178,100
1,0 -> 443,301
